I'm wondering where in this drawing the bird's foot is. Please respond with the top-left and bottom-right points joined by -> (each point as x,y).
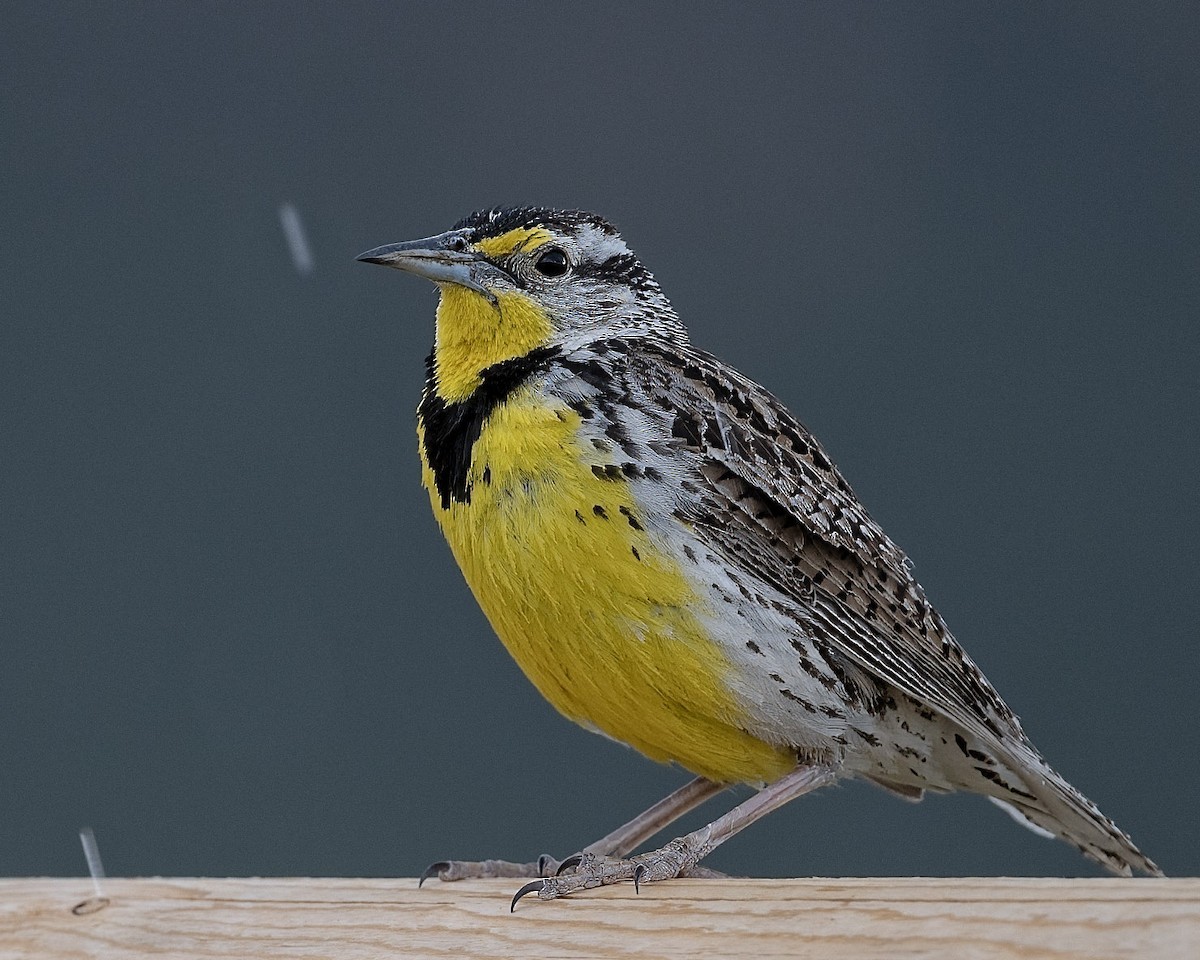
419,853 -> 563,886
510,834 -> 710,909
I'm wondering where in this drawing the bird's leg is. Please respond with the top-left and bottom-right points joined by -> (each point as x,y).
512,764 -> 837,908
420,776 -> 724,884
571,775 -> 726,862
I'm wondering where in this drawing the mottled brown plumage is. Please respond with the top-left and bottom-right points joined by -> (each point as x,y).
595,339 -> 1158,876
359,206 -> 1160,905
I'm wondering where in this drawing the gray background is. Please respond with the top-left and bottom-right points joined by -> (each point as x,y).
4,3 -> 1197,880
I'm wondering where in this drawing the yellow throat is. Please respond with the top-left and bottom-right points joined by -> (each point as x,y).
415,283 -> 795,785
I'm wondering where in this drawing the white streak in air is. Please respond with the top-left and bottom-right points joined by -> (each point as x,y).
79,826 -> 106,897
279,203 -> 314,275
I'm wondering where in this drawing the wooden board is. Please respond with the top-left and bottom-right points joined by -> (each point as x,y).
2,877 -> 1197,960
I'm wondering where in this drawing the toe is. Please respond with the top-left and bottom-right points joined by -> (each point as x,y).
418,861 -> 450,887
510,879 -> 546,912
555,853 -> 583,875
420,858 -> 544,883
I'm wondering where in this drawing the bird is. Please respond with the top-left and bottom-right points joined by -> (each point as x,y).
357,206 -> 1161,906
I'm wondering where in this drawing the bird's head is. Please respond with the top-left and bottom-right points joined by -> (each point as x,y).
358,207 -> 682,402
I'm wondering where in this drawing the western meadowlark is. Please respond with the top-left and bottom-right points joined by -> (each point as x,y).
358,207 -> 1160,906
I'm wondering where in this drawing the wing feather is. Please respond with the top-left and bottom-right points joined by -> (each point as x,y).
625,342 -> 1025,745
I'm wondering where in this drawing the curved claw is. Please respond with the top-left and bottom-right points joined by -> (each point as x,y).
555,854 -> 583,876
633,863 -> 647,895
418,861 -> 450,888
510,879 -> 545,912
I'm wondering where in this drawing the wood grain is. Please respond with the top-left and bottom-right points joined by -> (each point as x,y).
2,877 -> 1196,960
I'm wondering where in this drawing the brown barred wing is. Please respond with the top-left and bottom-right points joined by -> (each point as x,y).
615,341 -> 1160,877
628,342 -> 1024,744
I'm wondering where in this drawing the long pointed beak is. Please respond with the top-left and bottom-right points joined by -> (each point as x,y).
356,229 -> 495,298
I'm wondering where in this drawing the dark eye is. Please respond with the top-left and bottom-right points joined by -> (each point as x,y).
534,247 -> 570,278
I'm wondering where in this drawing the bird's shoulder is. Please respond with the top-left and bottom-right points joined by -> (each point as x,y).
551,335 -> 907,577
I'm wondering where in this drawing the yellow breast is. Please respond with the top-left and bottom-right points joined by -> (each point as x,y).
419,387 -> 795,784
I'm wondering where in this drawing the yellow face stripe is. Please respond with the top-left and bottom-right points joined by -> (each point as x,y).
472,226 -> 555,259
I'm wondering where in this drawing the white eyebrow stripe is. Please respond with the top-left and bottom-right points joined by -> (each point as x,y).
574,224 -> 630,263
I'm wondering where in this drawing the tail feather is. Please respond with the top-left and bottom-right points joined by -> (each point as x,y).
855,694 -> 1160,875
988,796 -> 1055,839
990,742 -> 1163,877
